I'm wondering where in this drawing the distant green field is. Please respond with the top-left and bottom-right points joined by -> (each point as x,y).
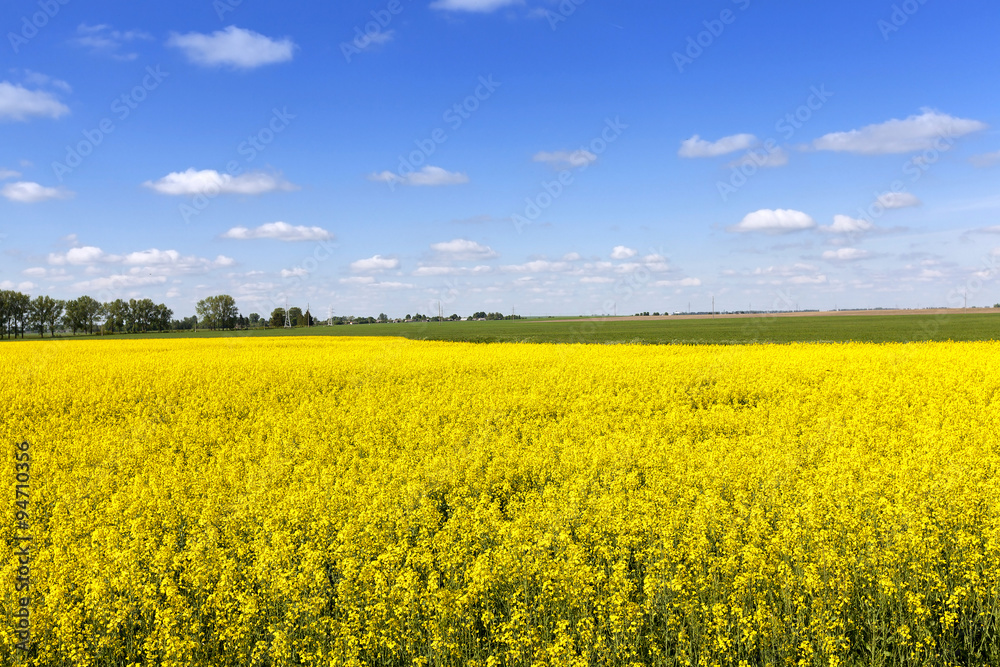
17,312 -> 1000,345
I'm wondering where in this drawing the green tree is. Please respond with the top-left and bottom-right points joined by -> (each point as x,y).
30,295 -> 63,338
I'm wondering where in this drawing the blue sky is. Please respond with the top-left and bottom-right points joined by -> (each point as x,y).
2,0 -> 999,318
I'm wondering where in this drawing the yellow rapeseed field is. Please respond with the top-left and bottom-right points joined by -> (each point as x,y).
2,337 -> 999,667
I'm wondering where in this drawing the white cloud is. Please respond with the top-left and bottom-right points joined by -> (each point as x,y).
166,288 -> 181,298
222,222 -> 333,242
350,255 -> 399,272
0,81 -> 70,121
413,265 -> 492,276
812,110 -> 987,155
368,165 -> 469,187
729,209 -> 816,234
970,150 -> 1000,168
280,268 -> 308,278
678,133 -> 756,158
610,245 -> 637,260
822,248 -> 871,261
144,169 -> 298,196
19,70 -> 71,93
167,26 -> 296,69
789,275 -> 828,285
1,181 -> 73,203
121,250 -> 233,271
372,281 -> 414,289
726,147 -> 790,169
580,276 -> 614,284
533,150 -> 597,169
876,192 -> 922,209
562,252 -> 582,261
340,276 -> 376,285
72,274 -> 167,291
48,246 -> 111,266
430,0 -> 523,11
430,238 -> 497,259
653,278 -> 702,287
819,215 -> 875,234
0,168 -> 20,179
500,260 -> 571,273
74,23 -> 152,60
0,281 -> 36,291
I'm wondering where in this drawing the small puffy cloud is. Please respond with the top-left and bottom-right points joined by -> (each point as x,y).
678,133 -> 756,158
610,245 -> 637,260
122,249 -> 233,273
653,278 -> 702,287
500,260 -> 571,273
0,280 -> 36,291
729,209 -> 816,234
223,222 -> 333,242
820,215 -> 875,234
970,150 -> 1000,168
876,192 -> 922,209
48,246 -> 111,265
726,147 -> 790,169
430,0 -> 523,11
340,276 -> 376,285
73,274 -> 167,291
0,168 -> 20,179
580,276 -> 614,284
533,150 -> 597,169
812,110 -> 987,155
280,268 -> 308,278
789,275 -> 828,285
122,249 -> 182,265
822,247 -> 870,261
430,239 -> 497,259
350,255 -> 399,272
167,26 -> 296,69
0,81 -> 70,121
1,181 -> 73,203
144,169 -> 298,196
73,23 -> 152,60
413,265 -> 492,277
368,166 -> 469,187
562,252 -> 582,261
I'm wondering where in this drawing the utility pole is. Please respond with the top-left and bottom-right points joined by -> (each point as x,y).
712,296 -> 715,318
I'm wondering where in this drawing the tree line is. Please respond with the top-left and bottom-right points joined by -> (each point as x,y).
1,290 -> 173,339
1,288 -> 533,340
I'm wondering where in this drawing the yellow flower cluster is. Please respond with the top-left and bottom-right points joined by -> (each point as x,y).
2,337 -> 999,666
